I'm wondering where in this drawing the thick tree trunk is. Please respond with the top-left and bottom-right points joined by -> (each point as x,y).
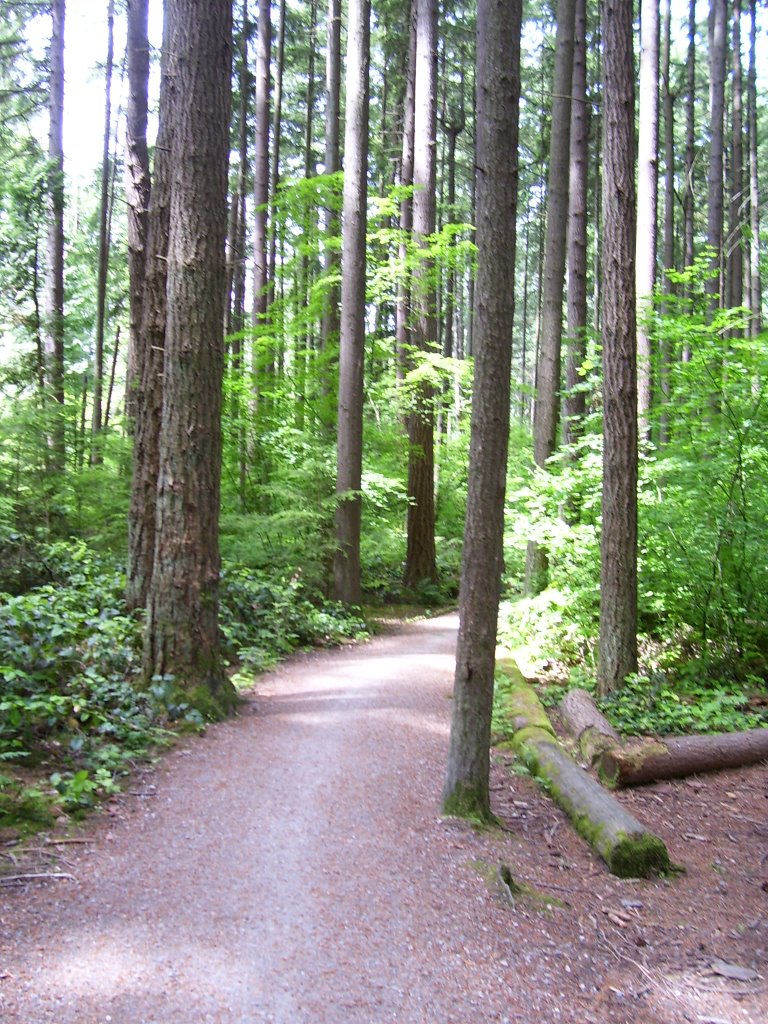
124,0 -> 151,426
442,0 -> 521,822
728,0 -> 744,316
635,0 -> 659,436
598,0 -> 638,694
395,1 -> 416,384
404,0 -> 438,589
559,687 -> 622,765
599,729 -> 768,788
320,0 -> 342,426
143,0 -> 235,712
332,0 -> 371,605
564,0 -> 588,451
253,0 -> 271,327
126,10 -> 175,612
525,0 -> 575,596
497,676 -> 670,878
43,0 -> 66,468
683,0 -> 696,282
659,0 -> 674,444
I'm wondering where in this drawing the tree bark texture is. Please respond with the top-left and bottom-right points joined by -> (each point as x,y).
525,0 -> 575,596
659,0 -> 674,444
404,0 -> 438,589
91,0 -> 115,458
564,0 -> 588,450
599,729 -> 768,788
635,0 -> 659,434
707,0 -> 727,307
332,0 -> 371,605
683,0 -> 696,279
143,0 -> 235,710
124,0 -> 151,426
395,0 -> 417,383
43,0 -> 66,466
497,677 -> 670,878
747,0 -> 761,333
727,0 -> 744,314
559,687 -> 622,764
443,0 -> 521,822
320,0 -> 342,424
253,0 -> 271,325
126,10 -> 176,612
598,0 -> 638,695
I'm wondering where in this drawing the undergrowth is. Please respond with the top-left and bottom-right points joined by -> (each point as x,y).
0,539 -> 368,833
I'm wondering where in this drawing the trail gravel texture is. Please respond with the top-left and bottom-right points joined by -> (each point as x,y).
1,613 -> 766,1024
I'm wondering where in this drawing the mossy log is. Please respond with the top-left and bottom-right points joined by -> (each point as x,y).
495,663 -> 670,878
598,728 -> 768,788
559,688 -> 622,765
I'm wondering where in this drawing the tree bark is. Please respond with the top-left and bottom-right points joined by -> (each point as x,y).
525,0 -> 575,596
707,0 -> 727,308
126,8 -> 175,612
124,0 -> 151,426
563,0 -> 588,451
253,0 -> 271,327
727,0 -> 744,315
320,0 -> 342,426
747,0 -> 761,334
91,0 -> 115,461
143,0 -> 235,712
497,676 -> 670,878
683,0 -> 696,281
635,0 -> 659,436
442,0 -> 521,822
599,729 -> 768,788
395,0 -> 417,384
332,0 -> 371,605
559,687 -> 622,764
598,0 -> 638,695
659,0 -> 674,444
43,0 -> 66,468
404,0 -> 439,589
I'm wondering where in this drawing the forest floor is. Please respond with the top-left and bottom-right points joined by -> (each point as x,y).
0,612 -> 766,1024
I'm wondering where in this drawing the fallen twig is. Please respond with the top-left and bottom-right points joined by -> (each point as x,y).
0,871 -> 75,884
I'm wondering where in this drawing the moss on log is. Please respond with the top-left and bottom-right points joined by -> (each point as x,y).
598,728 -> 768,788
495,664 -> 671,878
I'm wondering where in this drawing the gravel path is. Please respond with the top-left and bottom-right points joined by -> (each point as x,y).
2,613 -> 766,1024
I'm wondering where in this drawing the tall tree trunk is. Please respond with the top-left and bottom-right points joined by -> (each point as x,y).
395,0 -> 417,383
404,0 -> 438,588
126,9 -> 175,612
598,0 -> 638,695
332,0 -> 371,604
143,0 -> 235,711
320,0 -> 342,426
727,0 -> 744,315
660,0 -> 674,443
564,0 -> 588,451
253,0 -> 271,328
44,0 -> 66,469
443,0 -> 522,822
91,0 -> 115,462
525,0 -> 575,596
747,0 -> 761,333
636,0 -> 659,436
683,0 -> 696,280
124,0 -> 151,427
707,0 -> 727,308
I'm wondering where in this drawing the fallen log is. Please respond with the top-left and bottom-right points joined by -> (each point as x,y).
598,728 -> 768,788
559,688 -> 622,765
495,662 -> 670,878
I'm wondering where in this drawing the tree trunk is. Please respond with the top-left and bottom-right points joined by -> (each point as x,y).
404,0 -> 438,589
599,729 -> 768,788
331,0 -> 371,605
598,0 -> 638,695
559,687 -> 622,765
727,0 -> 744,315
43,0 -> 66,469
143,0 -> 235,712
91,0 -> 115,462
747,0 -> 761,334
126,8 -> 175,612
683,0 -> 696,282
442,0 -> 521,823
320,0 -> 341,426
124,0 -> 151,427
707,0 -> 727,308
525,0 -> 575,596
395,0 -> 416,384
659,0 -> 674,444
497,676 -> 670,878
563,0 -> 588,451
635,0 -> 659,436
253,0 -> 271,327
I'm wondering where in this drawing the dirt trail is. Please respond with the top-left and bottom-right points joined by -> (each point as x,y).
1,613 -> 766,1024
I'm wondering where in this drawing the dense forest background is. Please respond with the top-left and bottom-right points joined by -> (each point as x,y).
1,0 -> 767,824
